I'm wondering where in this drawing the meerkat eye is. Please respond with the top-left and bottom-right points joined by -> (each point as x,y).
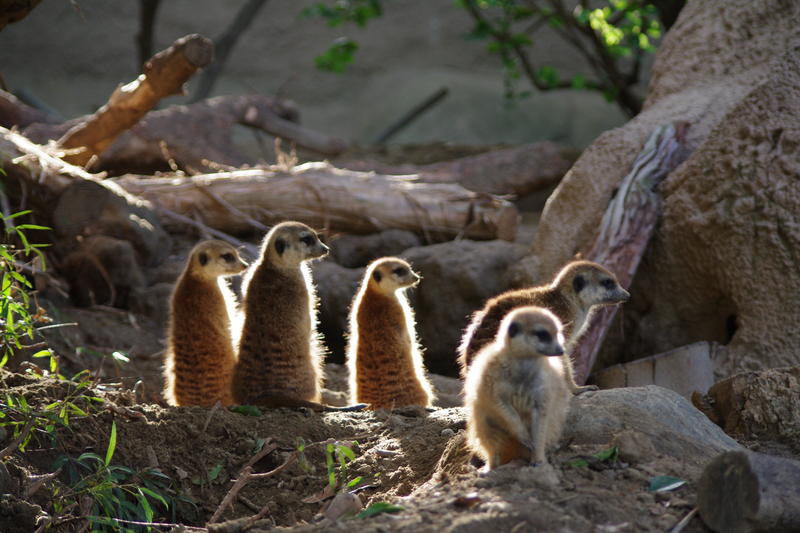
573,275 -> 586,293
508,322 -> 520,338
275,238 -> 286,255
601,278 -> 616,290
300,235 -> 314,246
372,270 -> 382,282
535,330 -> 552,343
221,253 -> 235,262
198,252 -> 209,266
393,267 -> 408,277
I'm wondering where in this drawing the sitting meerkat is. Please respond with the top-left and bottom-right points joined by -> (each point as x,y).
163,240 -> 247,407
465,306 -> 570,469
458,260 -> 629,393
347,257 -> 434,410
231,221 -> 330,408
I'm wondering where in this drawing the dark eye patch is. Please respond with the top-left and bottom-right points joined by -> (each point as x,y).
300,235 -> 314,246
275,238 -> 286,255
508,322 -> 520,339
573,274 -> 586,293
221,253 -> 235,262
372,270 -> 382,282
393,267 -> 408,277
198,252 -> 209,266
535,330 -> 552,343
601,279 -> 616,290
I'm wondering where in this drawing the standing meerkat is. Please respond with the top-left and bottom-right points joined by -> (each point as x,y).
458,260 -> 629,393
465,306 -> 570,469
163,240 -> 247,407
347,257 -> 434,410
231,221 -> 330,408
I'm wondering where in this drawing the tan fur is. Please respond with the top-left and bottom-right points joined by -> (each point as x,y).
163,240 -> 247,407
465,306 -> 570,469
458,260 -> 629,393
347,257 -> 434,410
231,221 -> 328,407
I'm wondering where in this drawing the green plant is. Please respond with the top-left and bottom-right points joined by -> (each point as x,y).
0,206 -> 53,367
0,373 -> 103,452
304,0 -> 677,116
53,421 -> 196,532
297,438 -> 364,491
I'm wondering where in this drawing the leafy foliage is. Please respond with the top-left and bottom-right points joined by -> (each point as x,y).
304,0 -> 668,115
53,421 -> 196,532
0,207 -> 53,367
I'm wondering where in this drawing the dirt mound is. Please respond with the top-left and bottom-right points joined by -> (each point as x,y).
527,0 -> 800,377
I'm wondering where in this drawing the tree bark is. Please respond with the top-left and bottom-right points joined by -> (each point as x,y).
57,33 -> 213,167
698,450 -> 800,533
112,163 -> 519,242
571,122 -> 691,384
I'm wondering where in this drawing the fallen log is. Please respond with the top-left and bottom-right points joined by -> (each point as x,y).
571,122 -> 692,384
337,141 -> 573,197
57,33 -> 214,167
697,450 -> 800,533
113,162 -> 519,242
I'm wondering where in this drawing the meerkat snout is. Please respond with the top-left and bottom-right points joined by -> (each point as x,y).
506,312 -> 565,357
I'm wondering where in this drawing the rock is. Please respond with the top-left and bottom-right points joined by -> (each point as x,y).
526,1 -> 800,377
403,240 -> 528,375
592,342 -> 716,399
694,367 -> 800,450
565,386 -> 742,471
328,229 -> 422,268
60,235 -> 145,308
312,260 -> 364,360
53,179 -> 170,266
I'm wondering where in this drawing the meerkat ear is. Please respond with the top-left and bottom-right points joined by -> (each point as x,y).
198,252 -> 209,266
573,274 -> 586,293
372,270 -> 382,282
508,321 -> 520,338
275,238 -> 286,255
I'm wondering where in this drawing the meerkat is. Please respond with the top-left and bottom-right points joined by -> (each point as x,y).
458,260 -> 629,393
346,257 -> 434,410
465,306 -> 571,469
231,221 -> 330,408
163,240 -> 247,407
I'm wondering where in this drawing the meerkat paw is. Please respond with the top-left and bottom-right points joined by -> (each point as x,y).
572,384 -> 599,395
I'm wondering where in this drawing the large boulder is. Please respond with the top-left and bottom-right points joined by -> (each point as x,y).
527,0 -> 800,377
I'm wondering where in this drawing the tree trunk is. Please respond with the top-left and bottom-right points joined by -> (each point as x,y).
698,450 -> 800,533
571,122 -> 692,384
112,163 -> 519,242
57,33 -> 213,167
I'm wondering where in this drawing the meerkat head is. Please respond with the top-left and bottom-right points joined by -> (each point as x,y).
500,306 -> 565,358
366,257 -> 420,293
190,240 -> 248,278
263,221 -> 329,266
553,260 -> 630,311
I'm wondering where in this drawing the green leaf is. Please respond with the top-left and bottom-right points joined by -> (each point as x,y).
337,444 -> 356,461
315,38 -> 359,73
208,462 -> 224,482
648,475 -> 686,492
229,405 -> 263,417
136,488 -> 155,522
346,476 -> 364,488
357,502 -> 404,519
139,486 -> 169,509
105,421 -> 117,466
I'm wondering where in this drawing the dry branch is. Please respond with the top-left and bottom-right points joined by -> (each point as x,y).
571,122 -> 692,384
338,141 -> 572,196
57,33 -> 213,167
113,162 -> 519,241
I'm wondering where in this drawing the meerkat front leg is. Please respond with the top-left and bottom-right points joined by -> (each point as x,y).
496,401 -> 534,452
563,354 -> 598,395
530,404 -> 549,466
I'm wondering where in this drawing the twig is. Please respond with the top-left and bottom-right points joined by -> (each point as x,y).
238,494 -> 261,513
242,500 -> 272,528
24,468 -> 61,498
242,438 -> 278,469
248,451 -> 298,479
669,508 -> 698,533
157,206 -> 259,257
373,87 -> 449,144
110,517 -> 206,531
202,400 -> 222,433
0,418 -> 35,457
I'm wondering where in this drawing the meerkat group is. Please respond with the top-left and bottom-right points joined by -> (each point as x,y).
161,220 -> 629,471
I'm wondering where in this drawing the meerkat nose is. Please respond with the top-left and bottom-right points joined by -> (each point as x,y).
619,288 -> 631,301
